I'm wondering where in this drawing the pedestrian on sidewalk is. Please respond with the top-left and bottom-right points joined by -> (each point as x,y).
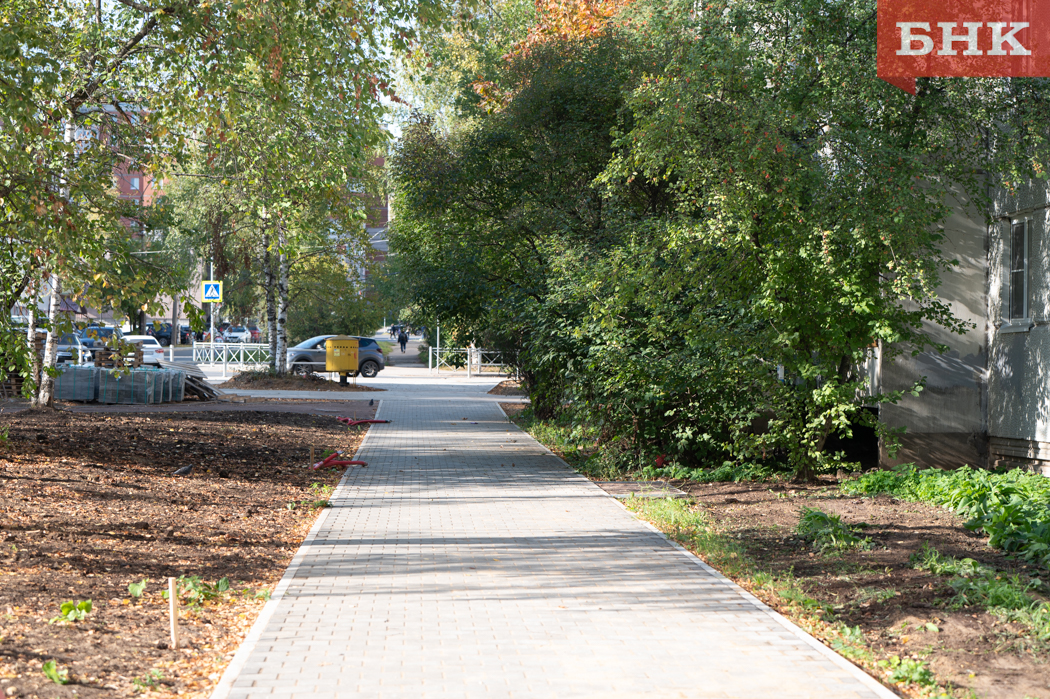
398,329 -> 408,353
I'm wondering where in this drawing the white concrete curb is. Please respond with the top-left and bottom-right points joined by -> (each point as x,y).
208,400 -> 384,699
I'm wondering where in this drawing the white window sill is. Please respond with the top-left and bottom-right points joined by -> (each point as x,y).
1000,319 -> 1034,334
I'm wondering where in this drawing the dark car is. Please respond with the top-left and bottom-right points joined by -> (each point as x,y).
286,335 -> 384,378
146,322 -> 172,346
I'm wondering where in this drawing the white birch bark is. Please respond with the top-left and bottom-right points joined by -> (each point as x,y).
26,284 -> 40,405
263,245 -> 277,372
37,276 -> 61,407
275,226 -> 289,374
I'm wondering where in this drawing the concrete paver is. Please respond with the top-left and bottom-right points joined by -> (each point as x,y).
212,398 -> 896,699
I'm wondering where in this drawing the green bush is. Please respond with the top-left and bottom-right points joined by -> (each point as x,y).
796,508 -> 870,552
843,465 -> 1050,569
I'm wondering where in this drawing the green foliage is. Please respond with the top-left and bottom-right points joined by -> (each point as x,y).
133,669 -> 164,692
796,509 -> 870,553
911,545 -> 1050,641
284,254 -> 386,344
883,656 -> 936,687
390,0 -> 1050,481
637,461 -> 777,484
41,659 -> 69,685
49,599 -> 91,624
162,576 -> 230,608
128,578 -> 149,599
844,466 -> 1050,569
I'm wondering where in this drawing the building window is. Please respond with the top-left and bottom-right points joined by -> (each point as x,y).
130,176 -> 140,191
1009,219 -> 1028,320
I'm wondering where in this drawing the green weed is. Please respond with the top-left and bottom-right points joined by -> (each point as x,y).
883,656 -> 936,686
128,578 -> 149,599
163,576 -> 230,608
797,508 -> 871,552
637,460 -> 776,483
843,464 -> 1050,569
42,659 -> 69,685
49,599 -> 92,624
133,669 -> 164,691
911,545 -> 1050,642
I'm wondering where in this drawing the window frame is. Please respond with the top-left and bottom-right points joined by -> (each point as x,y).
1009,218 -> 1029,321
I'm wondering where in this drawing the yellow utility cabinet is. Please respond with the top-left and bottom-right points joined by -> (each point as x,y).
325,336 -> 359,375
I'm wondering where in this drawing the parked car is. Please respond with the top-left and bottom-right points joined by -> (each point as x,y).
247,324 -> 261,342
224,325 -> 251,343
123,334 -> 166,366
146,322 -> 173,346
81,325 -> 124,345
177,325 -> 194,344
286,335 -> 384,378
54,332 -> 93,364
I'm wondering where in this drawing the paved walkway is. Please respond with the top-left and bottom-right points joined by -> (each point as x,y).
212,399 -> 896,699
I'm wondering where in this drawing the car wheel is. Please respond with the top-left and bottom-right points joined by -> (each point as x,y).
359,360 -> 380,378
292,362 -> 311,376
159,337 -> 170,347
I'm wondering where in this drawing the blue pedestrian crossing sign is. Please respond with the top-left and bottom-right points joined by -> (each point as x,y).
202,281 -> 223,303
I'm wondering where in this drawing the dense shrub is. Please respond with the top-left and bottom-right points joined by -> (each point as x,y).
843,466 -> 1050,569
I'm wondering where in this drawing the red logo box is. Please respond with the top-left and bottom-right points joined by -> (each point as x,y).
878,0 -> 1050,92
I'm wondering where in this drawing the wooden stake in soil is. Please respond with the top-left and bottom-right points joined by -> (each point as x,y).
310,445 -> 315,466
168,577 -> 179,649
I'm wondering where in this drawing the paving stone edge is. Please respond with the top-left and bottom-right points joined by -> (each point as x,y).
207,400 -> 384,699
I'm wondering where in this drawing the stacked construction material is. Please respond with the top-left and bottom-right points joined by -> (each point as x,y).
53,365 -> 98,401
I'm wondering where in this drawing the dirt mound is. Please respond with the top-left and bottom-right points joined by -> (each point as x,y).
220,372 -> 384,392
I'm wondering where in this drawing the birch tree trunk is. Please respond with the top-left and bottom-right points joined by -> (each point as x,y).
275,246 -> 289,374
26,284 -> 40,404
273,223 -> 290,374
37,276 -> 62,407
263,245 -> 277,372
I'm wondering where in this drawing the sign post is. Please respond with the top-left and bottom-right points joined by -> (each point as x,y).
201,280 -> 222,343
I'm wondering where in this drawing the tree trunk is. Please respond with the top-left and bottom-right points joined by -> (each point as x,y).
263,245 -> 277,372
275,226 -> 289,374
37,276 -> 62,408
26,284 -> 40,403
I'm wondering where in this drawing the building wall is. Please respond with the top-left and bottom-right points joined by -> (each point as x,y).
987,182 -> 1050,474
878,192 -> 990,469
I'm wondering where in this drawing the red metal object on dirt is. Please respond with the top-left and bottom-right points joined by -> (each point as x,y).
310,450 -> 367,470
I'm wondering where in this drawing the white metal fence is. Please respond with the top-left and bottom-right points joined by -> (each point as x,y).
193,342 -> 271,376
429,347 -> 518,378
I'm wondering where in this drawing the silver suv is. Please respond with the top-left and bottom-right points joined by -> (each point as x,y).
286,335 -> 385,377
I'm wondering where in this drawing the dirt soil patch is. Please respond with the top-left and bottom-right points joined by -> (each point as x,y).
219,373 -> 384,392
666,479 -> 1050,699
499,402 -> 528,417
0,403 -> 374,698
488,380 -> 524,396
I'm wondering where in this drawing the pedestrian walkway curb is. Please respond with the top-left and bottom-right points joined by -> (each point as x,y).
207,400 -> 384,699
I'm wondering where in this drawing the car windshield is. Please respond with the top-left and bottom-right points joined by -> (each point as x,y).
292,336 -> 332,349
230,326 -> 245,332
58,334 -> 78,344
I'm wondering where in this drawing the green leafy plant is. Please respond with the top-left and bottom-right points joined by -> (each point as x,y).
49,599 -> 92,624
162,576 -> 231,608
911,544 -> 1050,641
128,578 -> 149,599
883,656 -> 936,686
845,465 -> 1050,569
133,669 -> 164,691
42,659 -> 69,685
796,508 -> 870,553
